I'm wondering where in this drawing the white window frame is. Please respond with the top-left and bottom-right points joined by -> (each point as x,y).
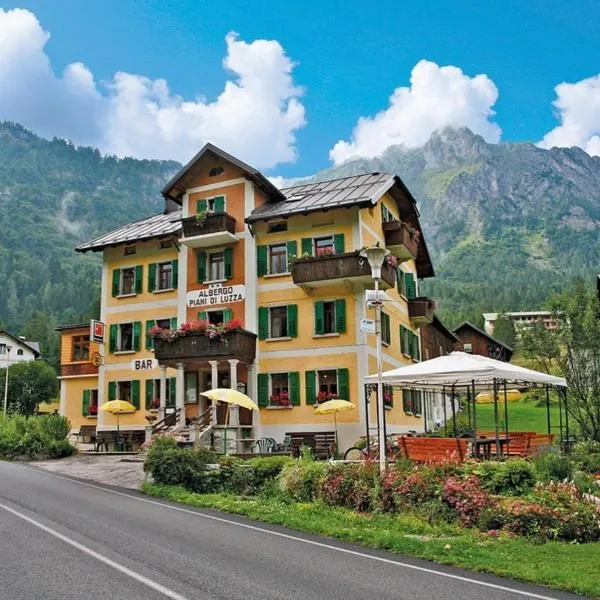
207,250 -> 226,283
116,380 -> 133,402
268,243 -> 289,275
313,235 -> 334,256
156,261 -> 174,291
382,203 -> 395,223
317,369 -> 339,397
116,322 -> 134,353
268,306 -> 289,339
119,267 -> 137,297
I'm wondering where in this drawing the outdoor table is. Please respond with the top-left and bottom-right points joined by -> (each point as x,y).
474,436 -> 511,459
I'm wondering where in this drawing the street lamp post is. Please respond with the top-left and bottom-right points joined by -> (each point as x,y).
3,345 -> 13,418
360,246 -> 389,474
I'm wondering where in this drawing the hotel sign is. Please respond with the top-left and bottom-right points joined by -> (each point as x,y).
186,284 -> 245,308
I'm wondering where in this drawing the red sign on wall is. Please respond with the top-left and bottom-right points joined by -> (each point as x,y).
90,320 -> 105,344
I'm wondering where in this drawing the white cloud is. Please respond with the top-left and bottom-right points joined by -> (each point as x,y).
329,60 -> 501,165
538,74 -> 600,156
0,10 -> 305,168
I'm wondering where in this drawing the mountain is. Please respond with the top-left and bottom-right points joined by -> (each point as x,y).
1,122 -> 599,365
0,122 -> 180,366
306,127 -> 600,325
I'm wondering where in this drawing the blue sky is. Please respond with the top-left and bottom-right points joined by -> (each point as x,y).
3,1 -> 600,176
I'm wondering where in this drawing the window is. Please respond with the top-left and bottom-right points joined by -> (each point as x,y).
146,378 -> 175,410
209,166 -> 224,177
258,305 -> 297,339
108,380 -> 140,409
160,239 -> 172,249
269,243 -> 288,274
270,306 -> 288,338
270,373 -> 290,407
317,369 -> 338,403
464,343 -> 473,353
268,221 -> 287,233
196,195 -> 225,214
257,372 -> 300,407
72,335 -> 90,361
124,246 -> 136,256
118,323 -> 133,352
208,311 -> 225,326
109,322 -> 142,353
157,262 -> 173,290
314,236 -> 334,256
17,349 -> 23,356
209,252 -> 225,281
120,268 -> 136,295
306,368 -> 349,405
82,389 -> 98,417
383,384 -> 393,408
0,344 -> 6,355
381,312 -> 391,345
381,203 -> 395,223
156,318 -> 171,330
402,389 -> 421,415
314,299 -> 346,335
118,381 -> 132,401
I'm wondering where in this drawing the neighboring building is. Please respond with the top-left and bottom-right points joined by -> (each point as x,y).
483,311 -> 557,335
58,143 -> 440,451
420,315 -> 458,361
0,330 -> 40,368
453,321 -> 513,362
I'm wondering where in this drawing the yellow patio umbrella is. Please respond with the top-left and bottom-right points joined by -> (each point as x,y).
476,389 -> 521,404
100,400 -> 136,439
313,399 -> 355,455
200,389 -> 259,454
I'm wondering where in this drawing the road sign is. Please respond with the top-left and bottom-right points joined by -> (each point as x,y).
90,320 -> 105,343
360,318 -> 376,334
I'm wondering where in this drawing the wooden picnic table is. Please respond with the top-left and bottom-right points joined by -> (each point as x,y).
474,435 -> 511,459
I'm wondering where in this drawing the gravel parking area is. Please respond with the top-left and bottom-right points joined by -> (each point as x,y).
33,454 -> 146,489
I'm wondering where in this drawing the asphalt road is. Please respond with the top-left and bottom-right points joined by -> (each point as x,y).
0,462 -> 587,600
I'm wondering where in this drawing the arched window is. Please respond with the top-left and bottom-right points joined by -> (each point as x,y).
209,166 -> 224,177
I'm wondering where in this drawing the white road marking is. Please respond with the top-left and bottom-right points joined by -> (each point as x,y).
0,501 -> 189,600
15,465 -> 567,600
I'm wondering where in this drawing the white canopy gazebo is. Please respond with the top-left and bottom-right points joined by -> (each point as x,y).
365,352 -> 568,457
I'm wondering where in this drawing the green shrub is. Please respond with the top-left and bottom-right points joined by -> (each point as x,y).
37,414 -> 71,441
48,439 -> 76,458
571,441 -> 600,474
534,453 -> 573,482
317,463 -> 379,512
474,459 -> 535,495
278,460 -> 328,502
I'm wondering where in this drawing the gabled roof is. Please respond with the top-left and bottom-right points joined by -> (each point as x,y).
76,211 -> 182,253
55,323 -> 90,332
0,330 -> 41,357
431,316 -> 459,342
453,321 -> 514,352
161,143 -> 285,203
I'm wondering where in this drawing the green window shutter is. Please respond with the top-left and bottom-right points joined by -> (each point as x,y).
289,372 -> 300,406
108,381 -> 117,401
133,321 -> 142,352
145,379 -> 154,410
131,380 -> 140,410
258,307 -> 269,340
286,241 -> 297,271
399,325 -> 405,354
257,374 -> 269,408
337,368 -> 349,401
198,311 -> 208,321
257,245 -> 268,276
82,389 -> 90,417
335,299 -> 346,333
287,304 -> 298,338
305,370 -> 316,405
197,252 -> 206,283
314,301 -> 325,335
333,233 -> 345,254
397,270 -> 406,297
172,260 -> 178,288
224,247 -> 233,279
145,320 -> 155,350
213,195 -> 225,213
405,273 -> 416,300
381,202 -> 385,222
109,324 -> 118,353
148,263 -> 157,293
169,378 -> 176,408
196,198 -> 207,214
170,317 -> 177,330
223,308 -> 233,323
135,266 -> 143,295
414,334 -> 421,361
407,331 -> 413,358
301,237 -> 312,256
112,269 -> 120,297
381,313 -> 390,345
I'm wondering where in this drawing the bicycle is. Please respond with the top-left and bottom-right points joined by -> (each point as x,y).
343,435 -> 400,461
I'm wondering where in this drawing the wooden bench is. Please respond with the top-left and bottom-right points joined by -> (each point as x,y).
94,430 -> 145,452
74,425 -> 97,444
398,436 -> 469,464
526,434 -> 554,456
286,431 -> 336,460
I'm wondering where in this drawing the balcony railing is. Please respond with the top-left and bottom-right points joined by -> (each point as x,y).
291,251 -> 396,290
382,220 -> 419,262
408,297 -> 436,326
180,213 -> 237,248
154,329 -> 257,365
60,362 -> 99,377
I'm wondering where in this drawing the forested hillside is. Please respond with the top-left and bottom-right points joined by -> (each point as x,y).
308,127 -> 600,325
1,122 -> 599,367
0,122 -> 179,367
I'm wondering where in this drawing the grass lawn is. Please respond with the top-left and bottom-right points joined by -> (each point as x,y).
475,401 -> 561,434
142,482 -> 600,598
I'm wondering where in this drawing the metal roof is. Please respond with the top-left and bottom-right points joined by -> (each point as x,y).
246,172 -> 396,223
76,211 -> 182,253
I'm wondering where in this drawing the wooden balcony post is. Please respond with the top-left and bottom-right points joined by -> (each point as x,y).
159,365 -> 167,421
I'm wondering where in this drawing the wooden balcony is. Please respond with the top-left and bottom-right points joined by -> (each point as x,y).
180,213 -> 237,248
154,329 -> 257,367
60,362 -> 98,377
383,220 -> 419,262
408,297 -> 436,326
291,251 -> 396,290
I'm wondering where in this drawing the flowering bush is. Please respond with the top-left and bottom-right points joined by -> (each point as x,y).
316,391 -> 338,404
269,391 -> 290,406
442,475 -> 495,527
151,319 -> 244,343
316,246 -> 335,257
317,463 -> 379,512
